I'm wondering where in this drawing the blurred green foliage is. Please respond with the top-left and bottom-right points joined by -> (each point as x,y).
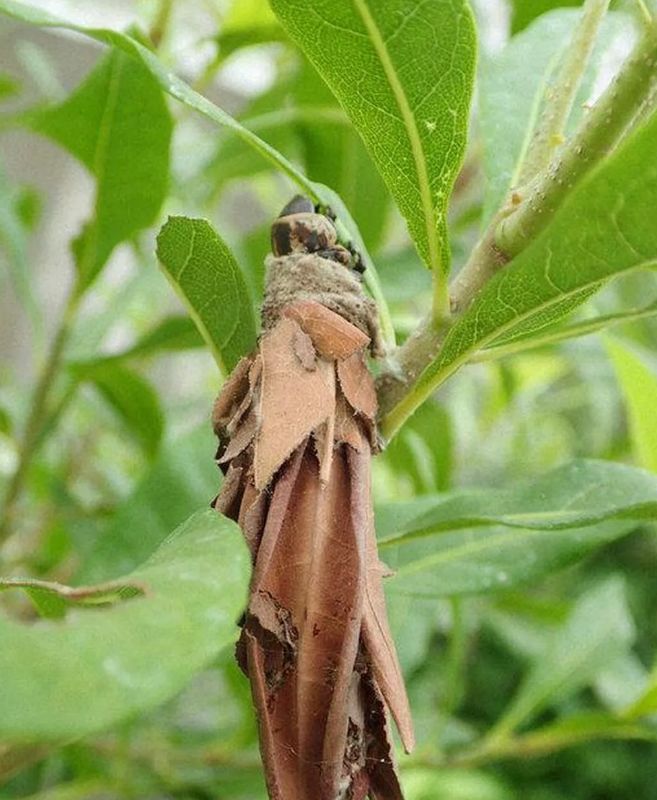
1,1 -> 657,799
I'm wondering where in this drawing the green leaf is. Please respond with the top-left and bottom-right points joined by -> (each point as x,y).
269,0 -> 476,280
0,509 -> 249,740
476,301 -> 657,361
594,652 -> 649,712
293,61 -> 390,252
0,1 -> 390,323
623,664 -> 657,719
0,577 -> 145,620
72,316 -> 204,370
492,578 -> 634,736
73,362 -> 164,457
510,0 -> 581,33
401,99 -> 657,417
378,460 -> 657,596
0,0 -> 312,194
78,426 -> 219,582
27,49 -> 172,288
380,460 -> 657,540
216,0 -> 285,63
115,315 -> 205,358
606,338 -> 657,474
0,72 -> 20,99
155,216 -> 257,373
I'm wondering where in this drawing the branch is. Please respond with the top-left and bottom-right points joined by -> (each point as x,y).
0,288 -> 80,548
150,0 -> 174,49
518,0 -> 611,183
406,717 -> 657,771
377,20 -> 657,439
497,22 -> 657,256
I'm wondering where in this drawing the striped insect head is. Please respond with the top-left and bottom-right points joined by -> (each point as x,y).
270,195 -> 364,272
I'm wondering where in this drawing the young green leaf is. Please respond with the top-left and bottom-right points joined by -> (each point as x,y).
155,216 -> 257,374
378,459 -> 657,595
389,102 -> 657,428
269,0 -> 476,287
491,579 -> 634,737
72,362 -> 165,457
606,338 -> 657,474
27,49 -> 172,289
0,509 -> 249,740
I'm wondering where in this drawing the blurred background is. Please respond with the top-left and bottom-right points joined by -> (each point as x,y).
2,1 -> 657,798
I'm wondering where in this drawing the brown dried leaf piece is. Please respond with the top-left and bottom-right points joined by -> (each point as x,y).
255,317 -> 335,490
284,300 -> 370,360
212,355 -> 252,430
213,272 -> 413,800
338,352 -> 377,421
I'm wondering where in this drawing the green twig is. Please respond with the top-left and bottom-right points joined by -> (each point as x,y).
0,286 -> 81,548
0,743 -> 53,783
518,0 -> 611,184
410,717 -> 657,771
635,0 -> 654,26
150,0 -> 174,49
440,598 -> 468,727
